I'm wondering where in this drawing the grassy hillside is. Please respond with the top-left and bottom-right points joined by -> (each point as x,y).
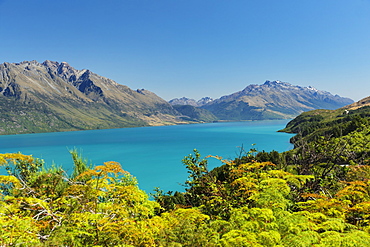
280,105 -> 370,146
0,97 -> 148,135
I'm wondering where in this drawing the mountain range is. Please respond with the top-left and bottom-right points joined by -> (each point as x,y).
0,61 -> 355,134
170,80 -> 354,120
168,97 -> 214,107
0,60 -> 187,134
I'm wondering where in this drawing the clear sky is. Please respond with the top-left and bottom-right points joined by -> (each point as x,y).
1,0 -> 370,101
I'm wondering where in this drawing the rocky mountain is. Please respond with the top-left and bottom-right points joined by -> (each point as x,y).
200,80 -> 354,120
169,97 -> 213,107
0,60 -> 186,134
197,97 -> 214,106
169,97 -> 198,106
0,63 -> 356,135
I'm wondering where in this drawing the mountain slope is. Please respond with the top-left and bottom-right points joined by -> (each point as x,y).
172,105 -> 218,122
0,60 -> 185,134
201,80 -> 353,120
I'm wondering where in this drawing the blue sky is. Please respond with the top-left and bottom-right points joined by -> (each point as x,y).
1,0 -> 370,101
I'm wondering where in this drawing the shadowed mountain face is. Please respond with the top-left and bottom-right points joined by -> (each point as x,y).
0,60 -> 185,134
200,81 -> 354,120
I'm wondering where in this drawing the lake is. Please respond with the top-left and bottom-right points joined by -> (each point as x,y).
0,120 -> 294,193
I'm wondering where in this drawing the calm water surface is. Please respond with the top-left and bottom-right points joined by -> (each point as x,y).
0,120 -> 294,192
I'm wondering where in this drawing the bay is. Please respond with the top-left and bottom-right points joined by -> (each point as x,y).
0,120 -> 294,193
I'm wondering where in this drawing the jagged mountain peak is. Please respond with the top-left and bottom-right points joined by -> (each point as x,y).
0,60 -> 100,101
168,96 -> 214,107
197,97 -> 213,106
42,60 -> 59,68
41,60 -> 88,81
19,60 -> 40,66
306,85 -> 319,92
57,61 -> 74,71
240,80 -> 331,96
263,80 -> 290,86
57,62 -> 79,80
169,97 -> 198,106
2,60 -> 125,102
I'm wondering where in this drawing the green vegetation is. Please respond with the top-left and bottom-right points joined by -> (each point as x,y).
172,104 -> 218,122
0,97 -> 148,135
2,106 -> 370,246
280,106 -> 370,143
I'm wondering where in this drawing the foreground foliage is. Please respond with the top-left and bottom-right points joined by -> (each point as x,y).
2,108 -> 370,246
1,150 -> 370,246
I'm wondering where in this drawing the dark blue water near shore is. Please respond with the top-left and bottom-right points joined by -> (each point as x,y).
0,120 -> 293,192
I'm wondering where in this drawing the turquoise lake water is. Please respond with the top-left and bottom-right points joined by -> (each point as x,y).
0,120 -> 294,193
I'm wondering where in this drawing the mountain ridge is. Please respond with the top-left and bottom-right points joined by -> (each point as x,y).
0,60 -> 187,134
169,97 -> 213,107
170,80 -> 353,120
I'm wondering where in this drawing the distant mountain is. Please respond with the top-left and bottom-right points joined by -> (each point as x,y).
201,80 -> 354,120
169,97 -> 214,107
169,97 -> 198,106
197,97 -> 214,106
0,60 -> 187,134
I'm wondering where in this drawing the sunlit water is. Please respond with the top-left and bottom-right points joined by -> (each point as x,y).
0,120 -> 294,193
